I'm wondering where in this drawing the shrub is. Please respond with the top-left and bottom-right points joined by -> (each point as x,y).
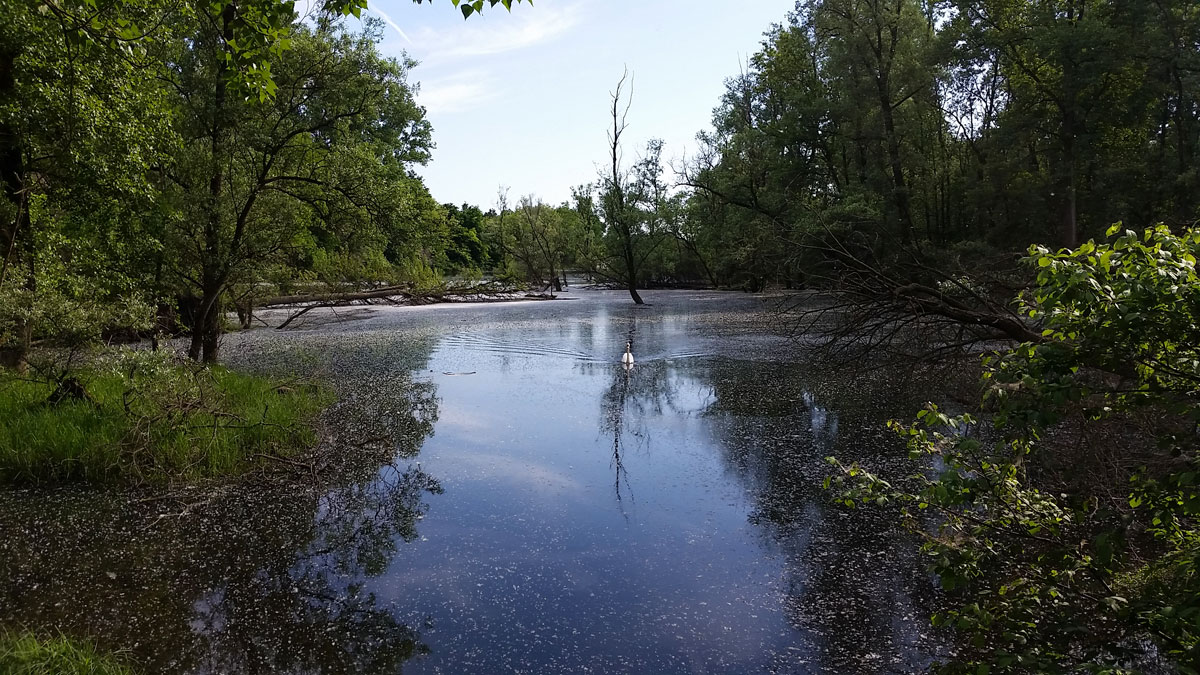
827,224 -> 1200,672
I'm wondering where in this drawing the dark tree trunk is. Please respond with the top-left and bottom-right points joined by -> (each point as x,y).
628,284 -> 643,304
1173,69 -> 1195,224
1058,113 -> 1078,249
189,4 -> 234,364
236,300 -> 253,329
877,72 -> 913,244
623,242 -> 643,304
189,278 -> 224,364
0,45 -> 31,371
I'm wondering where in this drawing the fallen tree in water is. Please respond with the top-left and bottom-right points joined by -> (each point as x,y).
247,280 -> 535,330
773,225 -> 1042,366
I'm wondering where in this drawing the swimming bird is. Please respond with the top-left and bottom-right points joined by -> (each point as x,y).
621,341 -> 635,365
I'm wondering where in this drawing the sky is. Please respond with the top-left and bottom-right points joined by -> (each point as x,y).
354,0 -> 797,211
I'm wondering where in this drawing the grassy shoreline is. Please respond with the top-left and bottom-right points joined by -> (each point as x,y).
0,633 -> 137,675
0,353 -> 330,484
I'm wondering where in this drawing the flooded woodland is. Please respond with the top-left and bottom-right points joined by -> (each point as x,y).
6,0 -> 1200,669
1,290 -> 951,673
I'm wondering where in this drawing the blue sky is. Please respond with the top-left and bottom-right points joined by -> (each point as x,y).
359,0 -> 796,210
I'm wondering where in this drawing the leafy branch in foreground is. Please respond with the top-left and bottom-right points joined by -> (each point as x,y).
827,224 -> 1200,673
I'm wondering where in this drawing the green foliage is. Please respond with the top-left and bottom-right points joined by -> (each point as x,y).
432,0 -> 527,20
0,200 -> 154,356
827,224 -> 1200,672
485,196 -> 581,287
0,349 -> 330,483
442,202 -> 490,273
587,127 -> 672,297
680,0 -> 1200,287
0,632 -> 136,675
161,16 -> 441,360
2,0 -> 529,366
23,0 -> 528,99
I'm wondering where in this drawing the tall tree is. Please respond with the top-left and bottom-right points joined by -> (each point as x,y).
595,71 -> 668,304
162,18 -> 432,362
0,0 -> 171,369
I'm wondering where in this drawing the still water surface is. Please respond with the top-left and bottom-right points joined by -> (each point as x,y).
0,289 -> 944,673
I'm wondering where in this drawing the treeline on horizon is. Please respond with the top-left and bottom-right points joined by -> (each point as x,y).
414,0 -> 1200,305
495,0 -> 1200,294
2,0 -> 1199,364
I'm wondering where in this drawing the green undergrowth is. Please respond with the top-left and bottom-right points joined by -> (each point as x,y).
0,633 -> 137,675
0,351 -> 331,483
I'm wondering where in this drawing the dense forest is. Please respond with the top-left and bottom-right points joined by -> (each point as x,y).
2,0 -> 1200,672
11,0 -> 1197,355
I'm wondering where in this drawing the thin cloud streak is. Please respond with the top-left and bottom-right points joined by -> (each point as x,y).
368,5 -> 413,44
413,2 -> 583,64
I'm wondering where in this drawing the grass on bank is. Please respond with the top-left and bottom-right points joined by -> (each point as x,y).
0,351 -> 330,483
0,633 -> 137,675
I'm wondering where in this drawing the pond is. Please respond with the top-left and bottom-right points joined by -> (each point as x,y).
0,289 -> 949,674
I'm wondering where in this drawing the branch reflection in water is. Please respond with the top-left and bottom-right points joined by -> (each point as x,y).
596,356 -> 698,515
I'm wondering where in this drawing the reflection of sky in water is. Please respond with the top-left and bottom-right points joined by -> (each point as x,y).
349,290 -> 939,673
0,289 -> 943,674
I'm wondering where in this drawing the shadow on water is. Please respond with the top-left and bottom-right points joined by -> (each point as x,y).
0,337 -> 446,674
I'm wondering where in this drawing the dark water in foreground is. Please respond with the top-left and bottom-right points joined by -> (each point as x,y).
0,290 -> 946,674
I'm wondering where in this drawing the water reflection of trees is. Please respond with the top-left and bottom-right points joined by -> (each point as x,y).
702,361 -> 943,672
326,374 -> 440,467
596,360 -> 702,510
601,365 -> 636,508
0,369 -> 443,674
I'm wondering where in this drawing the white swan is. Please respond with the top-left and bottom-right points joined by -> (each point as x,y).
621,341 -> 635,365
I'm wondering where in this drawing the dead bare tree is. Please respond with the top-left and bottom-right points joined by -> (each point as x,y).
596,69 -> 668,304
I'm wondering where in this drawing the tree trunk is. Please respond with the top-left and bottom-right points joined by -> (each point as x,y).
188,5 -> 234,364
623,239 -> 643,304
1058,113 -> 1078,249
628,283 -> 643,304
202,310 -> 221,363
188,287 -> 223,364
0,45 -> 31,372
1173,68 -> 1195,224
877,73 -> 913,244
697,250 -> 719,289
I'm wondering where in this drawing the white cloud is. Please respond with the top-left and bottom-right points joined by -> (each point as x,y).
418,69 -> 498,115
413,1 -> 584,64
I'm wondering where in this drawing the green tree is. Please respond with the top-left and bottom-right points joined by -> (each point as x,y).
487,196 -> 578,290
0,0 -> 171,370
829,224 -> 1200,671
161,18 -> 433,362
442,202 -> 489,273
593,71 -> 669,303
